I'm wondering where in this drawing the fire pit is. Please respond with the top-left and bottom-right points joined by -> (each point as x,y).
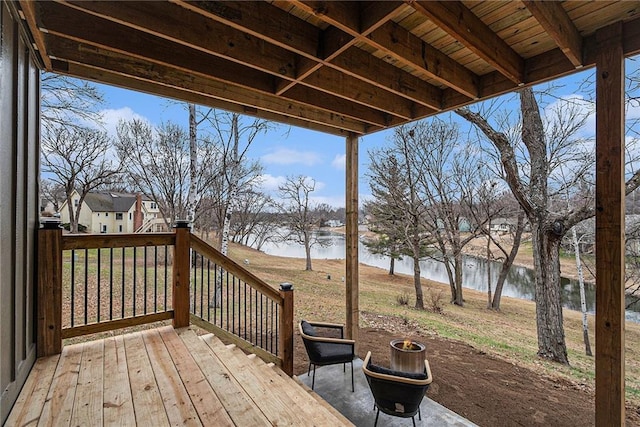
390,339 -> 426,374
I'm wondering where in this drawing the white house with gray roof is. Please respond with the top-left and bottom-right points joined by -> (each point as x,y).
58,190 -> 164,233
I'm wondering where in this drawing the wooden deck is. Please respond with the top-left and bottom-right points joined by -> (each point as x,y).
6,326 -> 352,426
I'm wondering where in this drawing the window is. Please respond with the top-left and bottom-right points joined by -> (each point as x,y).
116,213 -> 123,220
151,202 -> 157,209
101,225 -> 107,233
129,212 -> 132,220
118,225 -> 123,232
74,199 -> 79,207
105,212 -> 109,217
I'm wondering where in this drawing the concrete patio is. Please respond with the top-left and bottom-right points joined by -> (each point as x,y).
297,359 -> 477,427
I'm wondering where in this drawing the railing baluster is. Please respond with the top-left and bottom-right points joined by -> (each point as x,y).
121,247 -> 126,318
71,249 -> 75,327
109,248 -> 113,320
154,246 -> 158,313
144,246 -> 148,315
97,248 -> 101,323
84,249 -> 88,325
164,245 -> 168,311
133,246 -> 137,316
206,259 -> 211,322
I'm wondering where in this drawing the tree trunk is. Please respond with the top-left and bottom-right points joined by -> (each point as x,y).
186,103 -> 198,223
443,256 -> 456,303
491,213 -> 525,310
389,257 -> 395,275
487,231 -> 492,309
304,231 -> 313,271
453,251 -> 464,306
413,256 -> 424,309
571,226 -> 593,356
532,222 -> 569,364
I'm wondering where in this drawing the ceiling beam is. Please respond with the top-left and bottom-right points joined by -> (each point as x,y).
17,0 -> 51,69
367,21 -> 479,99
50,60 -> 354,136
408,1 -> 525,84
522,1 -> 583,68
48,44 -> 369,134
174,0 -> 443,110
52,1 -> 405,123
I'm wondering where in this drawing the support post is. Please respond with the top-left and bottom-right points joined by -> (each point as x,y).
279,283 -> 294,376
345,132 -> 359,346
595,22 -> 625,425
37,220 -> 62,357
173,220 -> 191,328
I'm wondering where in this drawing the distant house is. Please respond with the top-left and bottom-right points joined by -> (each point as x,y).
58,191 -> 165,233
490,217 -> 520,234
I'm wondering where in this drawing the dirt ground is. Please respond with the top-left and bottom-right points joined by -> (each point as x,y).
294,312 -> 640,427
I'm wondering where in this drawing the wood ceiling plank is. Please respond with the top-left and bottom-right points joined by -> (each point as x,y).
48,45 -> 369,134
294,1 -> 360,34
408,1 -> 525,84
523,1 -> 583,67
368,21 -> 480,99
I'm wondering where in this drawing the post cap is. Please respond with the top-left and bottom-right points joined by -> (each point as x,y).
173,219 -> 191,229
280,282 -> 294,291
40,218 -> 62,229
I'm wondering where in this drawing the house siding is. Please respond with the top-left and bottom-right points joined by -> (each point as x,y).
0,4 -> 39,423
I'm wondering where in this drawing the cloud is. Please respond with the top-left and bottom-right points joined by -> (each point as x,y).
98,107 -> 149,138
331,154 -> 346,170
261,148 -> 322,166
257,174 -> 287,192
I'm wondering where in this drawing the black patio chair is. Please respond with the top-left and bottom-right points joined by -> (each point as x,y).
299,320 -> 355,391
362,351 -> 433,427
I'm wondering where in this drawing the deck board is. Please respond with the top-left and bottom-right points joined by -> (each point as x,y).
124,332 -> 170,426
7,326 -> 353,426
70,340 -> 104,426
102,335 -> 135,425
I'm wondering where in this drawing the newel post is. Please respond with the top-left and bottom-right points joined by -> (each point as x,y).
37,219 -> 63,357
279,282 -> 294,376
173,220 -> 191,328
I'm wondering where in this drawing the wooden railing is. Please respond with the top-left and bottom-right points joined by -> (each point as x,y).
37,221 -> 294,375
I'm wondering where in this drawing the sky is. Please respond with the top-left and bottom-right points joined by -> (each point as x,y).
83,56 -> 639,209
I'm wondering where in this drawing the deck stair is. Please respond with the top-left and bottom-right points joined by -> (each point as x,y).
6,326 -> 352,426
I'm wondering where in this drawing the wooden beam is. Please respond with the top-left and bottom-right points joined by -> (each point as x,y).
408,1 -> 524,84
47,39 -> 369,134
178,0 -> 442,112
367,21 -> 480,99
17,0 -> 51,69
54,1 -> 404,124
172,223 -> 191,328
345,133 -> 359,346
51,60 -> 366,136
523,1 -> 583,68
595,21 -> 626,426
59,0 -> 297,79
37,223 -> 63,357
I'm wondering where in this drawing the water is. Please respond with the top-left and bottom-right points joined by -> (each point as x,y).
256,231 -> 640,323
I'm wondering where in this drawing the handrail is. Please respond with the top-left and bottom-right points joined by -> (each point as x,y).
62,233 -> 175,250
190,234 -> 281,302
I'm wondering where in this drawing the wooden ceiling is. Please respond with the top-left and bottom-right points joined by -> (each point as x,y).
12,1 -> 640,136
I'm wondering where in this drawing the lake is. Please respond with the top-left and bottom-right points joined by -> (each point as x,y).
254,231 -> 640,322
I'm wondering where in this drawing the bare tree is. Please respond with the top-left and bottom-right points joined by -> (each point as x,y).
367,145 -> 431,309
116,119 -> 220,229
276,176 -> 329,271
41,73 -> 104,134
229,189 -> 276,249
40,178 -> 66,213
42,125 -> 121,233
457,87 -> 640,364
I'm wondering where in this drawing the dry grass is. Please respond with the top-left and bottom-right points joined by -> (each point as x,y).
227,242 -> 640,404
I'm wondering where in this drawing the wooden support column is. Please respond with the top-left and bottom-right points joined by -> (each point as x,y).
279,283 -> 294,376
595,22 -> 625,426
37,220 -> 62,357
172,220 -> 191,328
345,132 -> 359,345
